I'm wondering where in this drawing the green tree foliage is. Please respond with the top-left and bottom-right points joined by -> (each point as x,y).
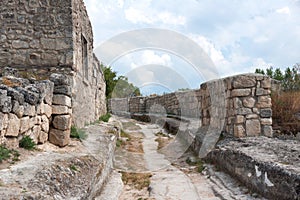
255,64 -> 300,91
102,65 -> 141,98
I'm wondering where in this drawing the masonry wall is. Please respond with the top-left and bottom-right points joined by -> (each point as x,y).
0,0 -> 73,67
108,73 -> 273,137
0,0 -> 106,130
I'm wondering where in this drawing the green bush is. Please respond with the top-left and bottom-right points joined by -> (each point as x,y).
70,126 -> 87,140
19,136 -> 35,150
99,113 -> 111,122
0,146 -> 20,163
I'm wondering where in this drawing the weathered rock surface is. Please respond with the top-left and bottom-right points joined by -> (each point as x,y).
0,123 -> 116,200
205,137 -> 300,200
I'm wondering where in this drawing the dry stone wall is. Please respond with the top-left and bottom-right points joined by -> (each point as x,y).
108,73 -> 274,138
0,76 -> 53,148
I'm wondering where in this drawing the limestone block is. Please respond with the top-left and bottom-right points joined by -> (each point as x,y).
52,105 -> 69,115
52,95 -> 71,107
262,125 -> 273,137
246,119 -> 261,136
16,87 -> 39,105
232,89 -> 251,97
31,126 -> 41,144
38,131 -> 48,144
236,108 -> 252,115
256,96 -> 271,108
256,88 -> 271,96
246,114 -> 259,119
12,40 -> 29,49
0,113 -> 8,131
234,124 -> 246,137
261,118 -> 272,125
50,73 -> 71,86
29,116 -> 37,129
20,116 -> 31,134
23,103 -> 36,116
49,128 -> 70,147
41,115 -> 50,132
6,113 -> 20,137
233,76 -> 256,88
242,97 -> 255,108
52,115 -> 71,131
53,85 -> 72,96
41,38 -> 56,50
261,78 -> 271,88
233,98 -> 243,108
0,93 -> 12,113
44,103 -> 52,118
12,100 -> 24,118
260,109 -> 272,118
236,115 -> 245,124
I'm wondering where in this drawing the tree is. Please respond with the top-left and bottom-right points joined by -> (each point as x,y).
255,65 -> 300,91
102,65 -> 141,98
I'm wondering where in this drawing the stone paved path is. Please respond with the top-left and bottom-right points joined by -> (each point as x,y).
100,116 -> 265,200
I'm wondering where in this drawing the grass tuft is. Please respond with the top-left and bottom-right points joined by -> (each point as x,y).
99,113 -> 111,122
70,126 -> 87,140
19,136 -> 35,150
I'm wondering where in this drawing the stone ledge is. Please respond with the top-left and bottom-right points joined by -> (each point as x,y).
205,137 -> 300,200
0,123 -> 116,199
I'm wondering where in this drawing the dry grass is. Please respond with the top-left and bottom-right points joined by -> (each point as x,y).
154,131 -> 173,150
117,130 -> 144,153
272,91 -> 300,134
1,77 -> 20,87
121,172 -> 152,190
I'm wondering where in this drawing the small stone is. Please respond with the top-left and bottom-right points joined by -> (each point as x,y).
246,119 -> 261,136
12,40 -> 29,49
31,125 -> 41,143
0,113 -> 9,131
260,109 -> 272,118
261,118 -> 272,125
49,128 -> 70,147
38,131 -> 48,144
237,108 -> 252,115
44,104 -> 52,118
12,100 -> 24,118
236,115 -> 245,124
256,96 -> 271,108
234,125 -> 245,137
41,115 -> 49,132
23,103 -> 36,117
246,114 -> 259,119
242,97 -> 256,108
232,89 -> 251,97
262,125 -> 273,137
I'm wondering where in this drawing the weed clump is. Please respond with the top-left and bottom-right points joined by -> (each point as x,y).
19,136 -> 35,150
70,126 -> 87,140
99,113 -> 111,122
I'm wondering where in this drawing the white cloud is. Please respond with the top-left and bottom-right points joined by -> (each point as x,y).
124,7 -> 186,25
276,6 -> 291,15
189,34 -> 229,68
130,50 -> 172,69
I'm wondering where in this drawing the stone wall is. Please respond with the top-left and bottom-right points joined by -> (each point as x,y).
0,76 -> 53,148
0,0 -> 73,67
0,0 -> 107,130
108,73 -> 273,138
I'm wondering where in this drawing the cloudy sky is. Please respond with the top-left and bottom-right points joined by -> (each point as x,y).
85,0 -> 300,94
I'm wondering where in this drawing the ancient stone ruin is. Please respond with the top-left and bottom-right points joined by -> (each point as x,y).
0,0 -> 106,147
